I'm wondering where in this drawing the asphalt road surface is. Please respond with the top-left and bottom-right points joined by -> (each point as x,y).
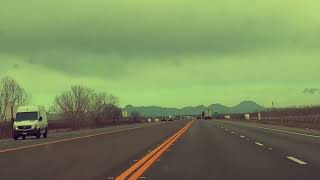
145,120 -> 320,180
0,120 -> 319,180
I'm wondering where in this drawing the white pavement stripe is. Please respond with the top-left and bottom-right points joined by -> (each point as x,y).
240,135 -> 245,138
255,142 -> 264,146
0,123 -> 165,153
286,156 -> 308,165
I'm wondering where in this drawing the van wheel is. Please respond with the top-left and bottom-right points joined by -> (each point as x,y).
13,135 -> 18,140
22,135 -> 26,140
36,129 -> 41,139
43,128 -> 48,138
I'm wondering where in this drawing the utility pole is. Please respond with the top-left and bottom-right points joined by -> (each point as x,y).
272,101 -> 274,108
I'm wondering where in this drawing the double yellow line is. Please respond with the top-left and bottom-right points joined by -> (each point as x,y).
116,120 -> 194,180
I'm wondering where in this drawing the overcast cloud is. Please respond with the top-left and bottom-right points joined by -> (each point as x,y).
0,0 -> 319,107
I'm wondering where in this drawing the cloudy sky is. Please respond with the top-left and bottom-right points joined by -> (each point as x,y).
0,0 -> 319,108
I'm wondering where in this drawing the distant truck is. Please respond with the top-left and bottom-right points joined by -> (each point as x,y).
13,106 -> 48,140
224,115 -> 231,120
202,110 -> 212,120
245,113 -> 250,120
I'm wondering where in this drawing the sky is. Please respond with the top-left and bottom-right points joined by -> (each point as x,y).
0,0 -> 320,108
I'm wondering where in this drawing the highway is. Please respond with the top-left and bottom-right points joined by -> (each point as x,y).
0,120 -> 319,180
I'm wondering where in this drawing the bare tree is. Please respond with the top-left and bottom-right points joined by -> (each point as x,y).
53,85 -> 94,129
0,76 -> 30,135
91,92 -> 121,125
90,92 -> 108,125
106,94 -> 120,107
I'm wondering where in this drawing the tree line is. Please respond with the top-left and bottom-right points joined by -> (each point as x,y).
0,76 -> 134,135
52,85 -> 123,129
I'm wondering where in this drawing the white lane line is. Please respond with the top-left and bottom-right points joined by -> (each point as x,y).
255,142 -> 264,146
286,156 -> 308,165
231,131 -> 235,134
226,122 -> 320,139
0,123 -> 165,153
240,135 -> 245,138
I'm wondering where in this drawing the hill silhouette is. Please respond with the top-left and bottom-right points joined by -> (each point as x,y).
124,101 -> 265,117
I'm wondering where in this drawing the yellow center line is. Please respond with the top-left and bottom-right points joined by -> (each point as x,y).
116,120 -> 194,180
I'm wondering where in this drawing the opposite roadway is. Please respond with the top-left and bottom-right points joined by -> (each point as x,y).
0,119 -> 319,180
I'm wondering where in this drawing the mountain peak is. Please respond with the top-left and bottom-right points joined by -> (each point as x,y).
123,101 -> 265,116
239,100 -> 258,105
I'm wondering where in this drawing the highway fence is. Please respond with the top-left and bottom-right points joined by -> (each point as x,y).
217,113 -> 320,130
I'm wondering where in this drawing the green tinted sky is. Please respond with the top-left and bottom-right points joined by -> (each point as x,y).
0,0 -> 319,108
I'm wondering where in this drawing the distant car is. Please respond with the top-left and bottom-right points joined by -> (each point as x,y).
168,118 -> 174,121
161,118 -> 167,122
13,106 -> 48,140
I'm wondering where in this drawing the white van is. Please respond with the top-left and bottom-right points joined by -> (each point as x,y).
13,106 -> 48,140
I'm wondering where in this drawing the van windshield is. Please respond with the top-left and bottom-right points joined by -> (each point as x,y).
15,112 -> 38,121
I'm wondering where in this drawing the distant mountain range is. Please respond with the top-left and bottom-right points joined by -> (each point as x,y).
123,101 -> 266,117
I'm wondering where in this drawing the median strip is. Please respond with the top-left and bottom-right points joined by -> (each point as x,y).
116,121 -> 194,180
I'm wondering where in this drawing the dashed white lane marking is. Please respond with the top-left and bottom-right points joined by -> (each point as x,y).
231,131 -> 235,134
255,142 -> 264,146
286,156 -> 308,165
240,135 -> 245,138
246,139 -> 250,141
